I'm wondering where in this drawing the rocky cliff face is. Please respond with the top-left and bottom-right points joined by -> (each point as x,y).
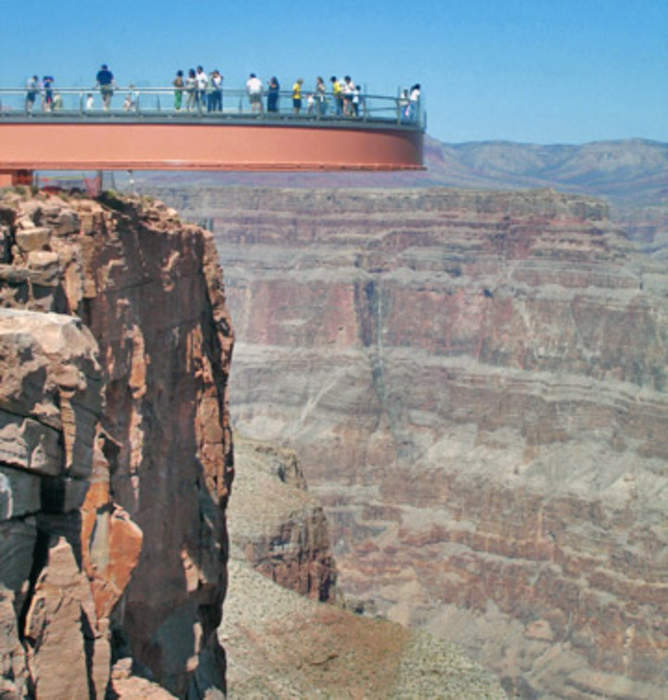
0,188 -> 233,698
159,186 -> 666,699
230,435 -> 337,602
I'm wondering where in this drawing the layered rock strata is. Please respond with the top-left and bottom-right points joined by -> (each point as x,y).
0,188 -> 233,698
166,186 -> 665,699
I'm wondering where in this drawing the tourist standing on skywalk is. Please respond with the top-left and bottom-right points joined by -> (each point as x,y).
42,76 -> 54,112
173,70 -> 184,111
267,76 -> 280,112
195,67 -> 208,110
246,73 -> 263,113
330,76 -> 343,116
292,78 -> 303,114
185,69 -> 197,111
315,77 -> 327,115
95,65 -> 115,110
25,75 -> 39,114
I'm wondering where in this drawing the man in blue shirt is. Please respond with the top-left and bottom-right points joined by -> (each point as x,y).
95,64 -> 115,110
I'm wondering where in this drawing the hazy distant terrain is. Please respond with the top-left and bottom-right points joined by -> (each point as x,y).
422,138 -> 667,202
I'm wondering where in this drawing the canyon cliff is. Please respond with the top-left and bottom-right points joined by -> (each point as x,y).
151,185 -> 666,699
0,188 -> 233,698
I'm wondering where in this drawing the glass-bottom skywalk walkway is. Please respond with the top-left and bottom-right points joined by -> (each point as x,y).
0,87 -> 425,181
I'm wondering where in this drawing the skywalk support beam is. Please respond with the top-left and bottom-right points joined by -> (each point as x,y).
0,121 -> 423,173
0,170 -> 33,186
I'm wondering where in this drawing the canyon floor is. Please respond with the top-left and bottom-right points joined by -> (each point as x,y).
225,435 -> 507,699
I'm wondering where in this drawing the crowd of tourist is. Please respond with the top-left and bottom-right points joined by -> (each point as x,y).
21,65 -> 421,121
171,70 -> 420,120
24,66 -> 119,113
169,69 -> 374,117
236,73 -> 367,117
24,75 -> 59,113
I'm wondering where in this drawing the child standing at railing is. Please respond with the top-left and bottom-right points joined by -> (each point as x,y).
123,85 -> 138,112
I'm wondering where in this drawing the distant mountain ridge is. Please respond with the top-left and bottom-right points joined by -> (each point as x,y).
422,137 -> 668,204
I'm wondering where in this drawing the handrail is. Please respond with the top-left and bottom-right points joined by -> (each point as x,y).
0,86 -> 426,130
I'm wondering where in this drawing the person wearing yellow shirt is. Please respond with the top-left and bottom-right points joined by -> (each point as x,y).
330,76 -> 343,116
292,78 -> 303,114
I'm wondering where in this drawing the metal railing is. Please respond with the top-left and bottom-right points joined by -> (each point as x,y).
0,86 -> 426,129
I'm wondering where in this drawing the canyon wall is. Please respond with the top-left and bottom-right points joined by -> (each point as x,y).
155,185 -> 666,699
0,188 -> 233,698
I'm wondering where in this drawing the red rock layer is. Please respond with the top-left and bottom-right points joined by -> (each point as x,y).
162,186 -> 665,699
0,188 -> 233,698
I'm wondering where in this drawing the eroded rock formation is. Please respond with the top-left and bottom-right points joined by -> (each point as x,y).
164,186 -> 665,699
224,439 -> 505,699
0,188 -> 233,698
230,435 -> 337,601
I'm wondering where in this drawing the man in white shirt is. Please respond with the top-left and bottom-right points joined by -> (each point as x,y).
409,83 -> 421,121
342,75 -> 354,116
246,73 -> 263,113
195,66 -> 208,110
25,75 -> 39,113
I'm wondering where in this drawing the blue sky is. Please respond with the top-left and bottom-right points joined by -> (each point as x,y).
2,0 -> 666,144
